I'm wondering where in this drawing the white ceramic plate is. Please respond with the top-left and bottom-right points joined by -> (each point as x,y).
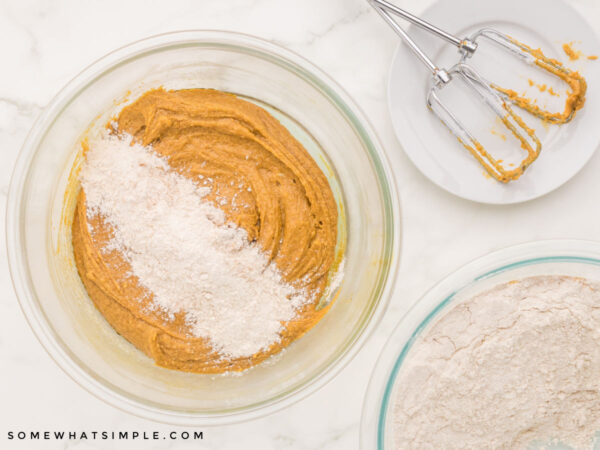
388,0 -> 600,204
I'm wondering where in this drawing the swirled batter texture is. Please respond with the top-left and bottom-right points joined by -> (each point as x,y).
72,88 -> 339,373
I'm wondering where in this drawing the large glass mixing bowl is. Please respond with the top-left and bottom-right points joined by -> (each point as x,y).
361,240 -> 600,449
7,31 -> 400,425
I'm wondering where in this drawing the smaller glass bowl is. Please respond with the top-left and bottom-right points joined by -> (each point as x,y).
7,30 -> 400,425
360,239 -> 600,449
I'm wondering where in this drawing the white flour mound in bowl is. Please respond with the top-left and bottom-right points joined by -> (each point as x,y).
392,275 -> 600,449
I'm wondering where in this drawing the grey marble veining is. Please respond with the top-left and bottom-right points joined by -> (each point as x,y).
2,0 -> 600,449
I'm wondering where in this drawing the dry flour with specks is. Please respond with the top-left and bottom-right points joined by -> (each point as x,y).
392,275 -> 600,449
80,133 -> 308,359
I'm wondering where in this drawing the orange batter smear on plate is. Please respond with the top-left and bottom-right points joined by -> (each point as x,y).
562,41 -> 598,61
562,42 -> 582,61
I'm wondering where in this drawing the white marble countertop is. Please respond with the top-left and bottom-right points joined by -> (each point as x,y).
2,0 -> 600,448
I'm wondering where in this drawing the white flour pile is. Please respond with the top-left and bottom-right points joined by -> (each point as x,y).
80,133 -> 308,358
392,275 -> 600,449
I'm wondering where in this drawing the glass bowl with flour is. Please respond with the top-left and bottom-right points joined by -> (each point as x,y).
361,240 -> 600,450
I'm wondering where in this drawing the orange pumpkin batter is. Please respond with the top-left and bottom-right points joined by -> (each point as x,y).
72,88 -> 341,373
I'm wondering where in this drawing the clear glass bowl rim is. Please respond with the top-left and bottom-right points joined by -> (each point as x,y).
6,30 -> 401,425
360,239 -> 600,449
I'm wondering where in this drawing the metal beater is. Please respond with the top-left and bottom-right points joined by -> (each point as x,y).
369,0 -> 550,182
464,28 -> 587,124
371,0 -> 586,124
